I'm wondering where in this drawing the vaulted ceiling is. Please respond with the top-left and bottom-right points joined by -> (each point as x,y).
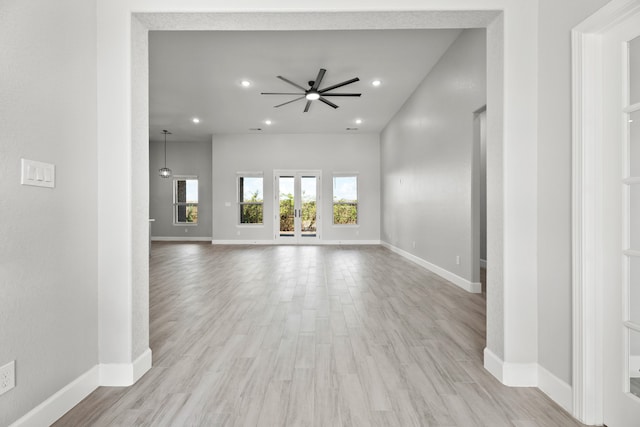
148,29 -> 463,143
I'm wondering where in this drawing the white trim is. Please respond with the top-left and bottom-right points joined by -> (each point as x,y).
482,348 -> 537,387
381,242 -> 482,293
313,240 -> 380,245
483,347 -> 504,382
539,364 -> 573,414
502,363 -> 538,387
211,239 -> 381,245
10,366 -> 99,427
572,1 -> 640,424
99,348 -> 152,387
212,239 -> 273,245
152,236 -> 212,242
480,258 -> 487,268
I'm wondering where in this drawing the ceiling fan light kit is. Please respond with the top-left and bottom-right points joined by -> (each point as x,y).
261,68 -> 361,112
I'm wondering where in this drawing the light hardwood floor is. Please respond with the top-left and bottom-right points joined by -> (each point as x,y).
54,243 -> 585,426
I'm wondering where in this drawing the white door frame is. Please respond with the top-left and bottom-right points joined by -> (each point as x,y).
572,0 -> 640,424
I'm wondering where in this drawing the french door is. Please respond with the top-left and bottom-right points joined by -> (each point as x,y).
602,9 -> 640,426
274,171 -> 321,243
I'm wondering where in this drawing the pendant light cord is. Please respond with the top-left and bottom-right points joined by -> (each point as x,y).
163,131 -> 167,168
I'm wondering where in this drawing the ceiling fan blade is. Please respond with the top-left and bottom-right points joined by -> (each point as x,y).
311,69 -> 326,90
274,96 -> 305,108
319,77 -> 360,93
319,97 -> 339,109
277,76 -> 307,91
319,93 -> 361,97
262,92 -> 305,95
304,100 -> 312,112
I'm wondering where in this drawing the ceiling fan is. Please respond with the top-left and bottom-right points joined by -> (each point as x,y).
261,68 -> 361,112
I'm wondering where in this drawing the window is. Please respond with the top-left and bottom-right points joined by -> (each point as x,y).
173,176 -> 198,224
333,175 -> 358,225
239,175 -> 263,224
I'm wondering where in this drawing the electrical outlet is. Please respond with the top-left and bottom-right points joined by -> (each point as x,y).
0,361 -> 15,396
456,255 -> 461,265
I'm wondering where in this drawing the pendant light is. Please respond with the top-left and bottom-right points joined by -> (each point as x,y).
159,130 -> 172,178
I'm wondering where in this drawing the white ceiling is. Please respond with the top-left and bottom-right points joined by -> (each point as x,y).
148,29 -> 463,144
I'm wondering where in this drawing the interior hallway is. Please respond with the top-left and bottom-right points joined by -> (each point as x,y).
54,243 -> 583,426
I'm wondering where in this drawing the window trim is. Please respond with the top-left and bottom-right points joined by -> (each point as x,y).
332,173 -> 359,226
237,172 -> 265,226
172,175 -> 199,226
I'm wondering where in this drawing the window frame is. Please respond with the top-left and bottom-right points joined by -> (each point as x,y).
332,173 -> 359,227
172,175 -> 199,226
237,172 -> 265,226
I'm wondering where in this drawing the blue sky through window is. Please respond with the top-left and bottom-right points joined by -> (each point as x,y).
242,177 -> 263,202
186,180 -> 198,203
333,176 -> 357,202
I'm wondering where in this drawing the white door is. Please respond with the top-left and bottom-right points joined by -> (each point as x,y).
602,10 -> 640,426
274,171 -> 321,243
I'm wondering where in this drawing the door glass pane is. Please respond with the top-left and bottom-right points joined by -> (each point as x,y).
630,36 -> 640,105
632,185 -> 640,250
301,176 -> 317,237
279,177 -> 294,236
631,256 -> 640,324
630,328 -> 640,398
629,110 -> 640,178
631,110 -> 640,177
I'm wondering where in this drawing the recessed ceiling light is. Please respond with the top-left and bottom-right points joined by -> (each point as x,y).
265,120 -> 272,125
241,80 -> 251,87
355,119 -> 362,125
372,80 -> 381,87
192,117 -> 200,124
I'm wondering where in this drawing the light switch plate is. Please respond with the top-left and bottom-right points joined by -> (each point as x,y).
21,158 -> 55,188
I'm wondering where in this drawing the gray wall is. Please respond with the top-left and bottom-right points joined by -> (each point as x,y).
212,133 -> 380,242
380,29 -> 486,283
0,1 -> 98,425
536,0 -> 611,385
149,140 -> 213,239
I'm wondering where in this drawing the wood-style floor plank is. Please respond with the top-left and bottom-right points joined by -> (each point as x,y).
53,243 -> 586,426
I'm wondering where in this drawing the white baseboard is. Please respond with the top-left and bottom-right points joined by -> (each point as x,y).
483,347 -> 537,386
631,355 -> 640,378
483,347 -> 504,382
100,348 -> 152,386
484,347 -> 571,412
381,242 -> 482,293
211,239 -> 381,245
10,366 -> 99,427
212,239 -> 274,245
480,258 -> 487,268
315,240 -> 381,245
152,236 -> 212,242
538,364 -> 573,413
11,350 -> 152,426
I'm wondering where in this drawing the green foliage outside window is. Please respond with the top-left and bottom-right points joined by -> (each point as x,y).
333,176 -> 358,225
333,201 -> 357,225
279,192 -> 317,232
240,190 -> 263,224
